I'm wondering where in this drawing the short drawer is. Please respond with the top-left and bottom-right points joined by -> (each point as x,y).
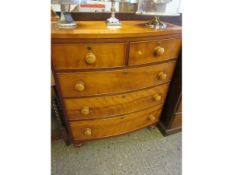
52,43 -> 126,70
69,105 -> 162,141
129,38 -> 181,66
57,61 -> 176,98
64,84 -> 169,120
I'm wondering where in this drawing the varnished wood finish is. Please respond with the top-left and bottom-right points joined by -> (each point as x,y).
69,105 -> 162,141
52,43 -> 126,70
57,62 -> 176,98
51,21 -> 182,145
129,38 -> 181,66
64,84 -> 169,120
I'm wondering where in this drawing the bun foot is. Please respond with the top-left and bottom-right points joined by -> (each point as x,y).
73,141 -> 84,148
148,124 -> 156,129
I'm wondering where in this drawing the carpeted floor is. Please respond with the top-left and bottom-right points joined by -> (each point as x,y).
52,127 -> 182,175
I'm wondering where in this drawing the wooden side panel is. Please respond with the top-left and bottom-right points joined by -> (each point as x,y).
69,105 -> 162,141
177,98 -> 182,113
52,43 -> 126,70
64,84 -> 169,120
129,38 -> 181,66
57,61 -> 176,97
171,113 -> 182,129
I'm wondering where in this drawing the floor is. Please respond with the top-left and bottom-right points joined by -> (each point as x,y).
52,127 -> 182,175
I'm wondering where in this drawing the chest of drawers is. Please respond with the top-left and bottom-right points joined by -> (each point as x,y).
51,21 -> 182,147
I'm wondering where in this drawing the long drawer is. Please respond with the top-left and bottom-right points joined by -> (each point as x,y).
69,104 -> 162,141
64,84 -> 169,120
129,38 -> 181,66
57,61 -> 176,98
52,43 -> 126,70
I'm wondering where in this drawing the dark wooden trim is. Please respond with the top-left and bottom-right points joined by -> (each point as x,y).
56,12 -> 182,26
158,122 -> 181,136
158,49 -> 182,135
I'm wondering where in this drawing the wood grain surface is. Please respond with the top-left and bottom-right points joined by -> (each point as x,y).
52,43 -> 126,70
57,61 -> 176,98
129,38 -> 181,66
51,21 -> 182,143
64,83 -> 169,120
69,104 -> 163,141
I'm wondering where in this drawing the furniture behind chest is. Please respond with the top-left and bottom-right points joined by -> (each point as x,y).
51,21 -> 182,147
158,54 -> 182,135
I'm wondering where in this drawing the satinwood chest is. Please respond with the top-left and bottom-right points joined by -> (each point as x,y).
51,21 -> 182,147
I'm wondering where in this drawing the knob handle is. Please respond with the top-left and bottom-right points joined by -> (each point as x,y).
137,50 -> 143,56
158,72 -> 167,81
153,93 -> 162,101
74,81 -> 85,92
84,128 -> 92,136
81,107 -> 90,115
148,114 -> 156,121
85,52 -> 96,64
154,46 -> 165,56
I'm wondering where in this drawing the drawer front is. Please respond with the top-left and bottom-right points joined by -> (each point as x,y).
69,105 -> 162,141
52,43 -> 126,70
64,84 -> 169,120
129,38 -> 181,66
57,61 -> 176,98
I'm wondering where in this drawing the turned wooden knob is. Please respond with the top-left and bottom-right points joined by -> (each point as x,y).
153,93 -> 162,101
74,81 -> 85,92
158,72 -> 167,81
148,114 -> 156,121
85,52 -> 96,64
81,107 -> 90,115
154,46 -> 165,56
137,50 -> 143,56
84,128 -> 92,136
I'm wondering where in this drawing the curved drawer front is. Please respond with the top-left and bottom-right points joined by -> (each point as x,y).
129,38 -> 181,66
64,84 -> 169,120
69,105 -> 162,141
52,43 -> 126,70
57,61 -> 176,98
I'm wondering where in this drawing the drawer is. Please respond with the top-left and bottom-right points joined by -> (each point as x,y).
64,84 -> 169,120
52,43 -> 126,70
69,105 -> 162,141
57,61 -> 176,98
129,38 -> 181,66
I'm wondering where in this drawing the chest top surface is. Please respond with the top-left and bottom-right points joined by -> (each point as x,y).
51,21 -> 182,39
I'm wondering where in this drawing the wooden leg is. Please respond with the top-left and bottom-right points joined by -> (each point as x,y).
148,124 -> 156,129
73,141 -> 84,148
